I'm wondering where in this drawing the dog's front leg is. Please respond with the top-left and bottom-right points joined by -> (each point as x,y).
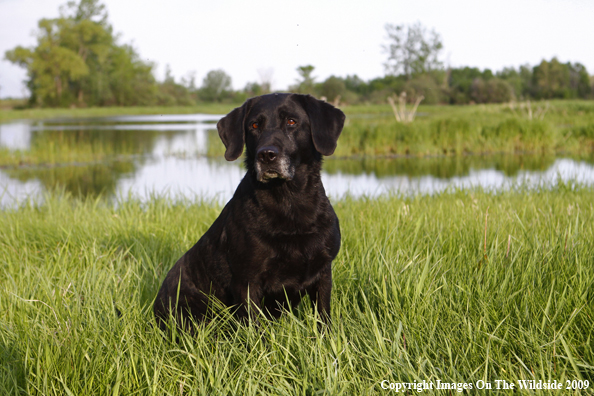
232,283 -> 263,323
307,265 -> 332,325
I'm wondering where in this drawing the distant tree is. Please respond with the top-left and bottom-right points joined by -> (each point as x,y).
568,62 -> 591,98
155,64 -> 194,106
244,82 -> 264,97
292,65 -> 316,94
383,22 -> 444,79
257,68 -> 274,94
497,66 -> 532,100
199,69 -> 232,102
106,43 -> 156,106
447,67 -> 483,104
181,71 -> 197,92
447,67 -> 513,104
4,0 -> 157,107
320,76 -> 346,103
59,0 -> 113,105
344,74 -> 367,95
532,58 -> 570,99
404,74 -> 445,105
5,19 -> 89,106
529,58 -> 591,99
470,78 -> 512,103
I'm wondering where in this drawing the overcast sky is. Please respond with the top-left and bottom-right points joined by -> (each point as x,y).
1,0 -> 593,98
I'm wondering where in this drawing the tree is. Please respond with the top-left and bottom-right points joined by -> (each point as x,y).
257,68 -> 274,94
447,67 -> 484,104
106,43 -> 156,106
4,0 -> 157,107
292,65 -> 316,94
199,69 -> 232,102
5,19 -> 89,106
320,76 -> 346,103
58,0 -> 113,105
532,58 -> 570,99
568,62 -> 591,98
344,74 -> 367,95
383,22 -> 444,79
497,66 -> 531,100
154,64 -> 193,106
244,82 -> 264,97
470,78 -> 512,103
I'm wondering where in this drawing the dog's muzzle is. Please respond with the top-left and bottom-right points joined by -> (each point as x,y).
256,146 -> 293,182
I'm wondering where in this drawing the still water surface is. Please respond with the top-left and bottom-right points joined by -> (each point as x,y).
1,114 -> 594,206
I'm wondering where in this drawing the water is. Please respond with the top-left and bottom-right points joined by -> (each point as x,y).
1,115 -> 594,207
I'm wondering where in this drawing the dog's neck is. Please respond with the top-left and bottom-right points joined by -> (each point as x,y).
237,160 -> 329,233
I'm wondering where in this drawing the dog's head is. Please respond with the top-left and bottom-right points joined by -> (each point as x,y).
217,93 -> 345,183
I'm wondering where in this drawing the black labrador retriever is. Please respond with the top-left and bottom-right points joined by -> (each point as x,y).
154,93 -> 345,328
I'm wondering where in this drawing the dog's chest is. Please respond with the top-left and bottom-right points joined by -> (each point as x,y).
258,234 -> 328,291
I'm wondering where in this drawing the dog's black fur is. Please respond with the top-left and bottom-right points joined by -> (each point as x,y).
154,93 -> 345,328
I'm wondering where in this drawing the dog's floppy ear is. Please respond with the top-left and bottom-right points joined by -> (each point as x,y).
293,94 -> 345,156
217,101 -> 249,161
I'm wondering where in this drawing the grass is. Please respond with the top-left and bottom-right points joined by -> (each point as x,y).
1,184 -> 593,394
334,100 -> 594,157
0,103 -> 232,123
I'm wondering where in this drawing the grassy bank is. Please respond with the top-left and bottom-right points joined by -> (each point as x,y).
335,100 -> 594,157
0,103 -> 231,124
1,186 -> 593,394
2,100 -> 594,168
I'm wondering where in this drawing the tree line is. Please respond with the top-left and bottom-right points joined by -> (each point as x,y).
306,57 -> 592,106
305,22 -> 593,105
4,1 -> 594,108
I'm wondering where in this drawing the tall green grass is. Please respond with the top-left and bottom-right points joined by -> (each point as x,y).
335,101 -> 594,157
1,185 -> 593,394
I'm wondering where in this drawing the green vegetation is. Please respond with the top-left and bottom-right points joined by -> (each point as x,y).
204,100 -> 594,157
1,185 -> 593,394
333,101 -> 594,157
4,0 -> 156,108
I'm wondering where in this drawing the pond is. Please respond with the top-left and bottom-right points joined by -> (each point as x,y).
1,114 -> 594,207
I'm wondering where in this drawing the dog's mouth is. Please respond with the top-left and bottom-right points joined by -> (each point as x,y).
255,155 -> 295,183
258,169 -> 293,183
262,170 -> 281,180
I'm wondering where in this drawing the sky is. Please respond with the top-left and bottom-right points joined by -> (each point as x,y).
1,0 -> 593,98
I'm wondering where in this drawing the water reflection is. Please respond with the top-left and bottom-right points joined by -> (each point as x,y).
323,157 -> 594,199
1,115 -> 594,207
3,161 -> 136,198
324,154 -> 560,179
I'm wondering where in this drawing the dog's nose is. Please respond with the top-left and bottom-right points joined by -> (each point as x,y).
257,146 -> 278,164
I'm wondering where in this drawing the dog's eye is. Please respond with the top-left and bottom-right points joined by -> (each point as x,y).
251,122 -> 259,129
287,119 -> 297,126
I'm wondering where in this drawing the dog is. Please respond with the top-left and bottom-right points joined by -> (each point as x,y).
154,93 -> 345,328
